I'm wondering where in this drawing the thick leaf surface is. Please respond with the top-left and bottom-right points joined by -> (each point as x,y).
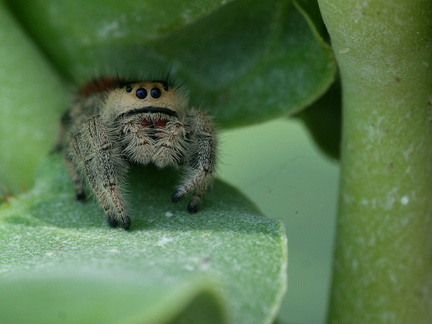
0,155 -> 287,324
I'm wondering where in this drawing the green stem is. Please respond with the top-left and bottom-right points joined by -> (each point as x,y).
318,0 -> 432,322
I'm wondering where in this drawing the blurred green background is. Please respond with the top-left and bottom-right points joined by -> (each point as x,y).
218,118 -> 339,323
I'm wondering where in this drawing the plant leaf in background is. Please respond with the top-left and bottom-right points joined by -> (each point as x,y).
0,3 -> 68,193
294,0 -> 328,40
296,80 -> 342,159
293,0 -> 341,160
0,155 -> 287,323
1,0 -> 336,190
1,0 -> 336,192
5,0 -> 336,126
1,276 -> 228,324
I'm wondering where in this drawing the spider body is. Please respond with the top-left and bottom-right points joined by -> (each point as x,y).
55,77 -> 217,230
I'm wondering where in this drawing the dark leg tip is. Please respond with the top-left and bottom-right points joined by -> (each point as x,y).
121,216 -> 132,230
187,202 -> 198,214
107,218 -> 118,228
76,192 -> 86,202
171,191 -> 183,203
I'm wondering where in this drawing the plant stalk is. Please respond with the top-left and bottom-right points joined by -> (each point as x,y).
318,0 -> 432,322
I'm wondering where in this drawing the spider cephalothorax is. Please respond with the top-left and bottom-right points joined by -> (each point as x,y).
54,77 -> 217,230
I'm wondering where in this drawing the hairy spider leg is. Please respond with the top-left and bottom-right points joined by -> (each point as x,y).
68,116 -> 131,229
171,109 -> 217,213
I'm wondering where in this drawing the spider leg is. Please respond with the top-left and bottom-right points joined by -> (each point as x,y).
63,156 -> 86,201
67,116 -> 131,229
171,109 -> 217,213
153,120 -> 187,168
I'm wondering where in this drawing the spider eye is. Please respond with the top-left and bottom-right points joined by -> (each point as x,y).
151,87 -> 161,99
162,82 -> 169,91
125,85 -> 133,93
136,88 -> 147,99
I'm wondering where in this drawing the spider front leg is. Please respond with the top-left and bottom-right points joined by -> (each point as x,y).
67,116 -> 131,229
171,110 -> 217,213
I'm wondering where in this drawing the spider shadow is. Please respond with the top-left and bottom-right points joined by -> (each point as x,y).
22,162 -> 274,235
122,165 -> 273,235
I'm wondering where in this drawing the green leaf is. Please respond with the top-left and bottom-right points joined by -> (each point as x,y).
295,80 -> 342,159
293,0 -> 329,41
6,0 -> 336,127
0,276 -> 227,324
1,0 -> 336,189
0,3 -> 68,192
0,154 -> 287,324
292,0 -> 341,160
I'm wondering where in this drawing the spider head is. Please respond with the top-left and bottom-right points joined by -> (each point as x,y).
104,80 -> 189,120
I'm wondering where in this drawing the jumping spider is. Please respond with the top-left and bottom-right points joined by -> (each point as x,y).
54,77 -> 217,230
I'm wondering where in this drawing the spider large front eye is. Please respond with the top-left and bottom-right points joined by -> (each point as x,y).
150,87 -> 161,99
136,88 -> 147,99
